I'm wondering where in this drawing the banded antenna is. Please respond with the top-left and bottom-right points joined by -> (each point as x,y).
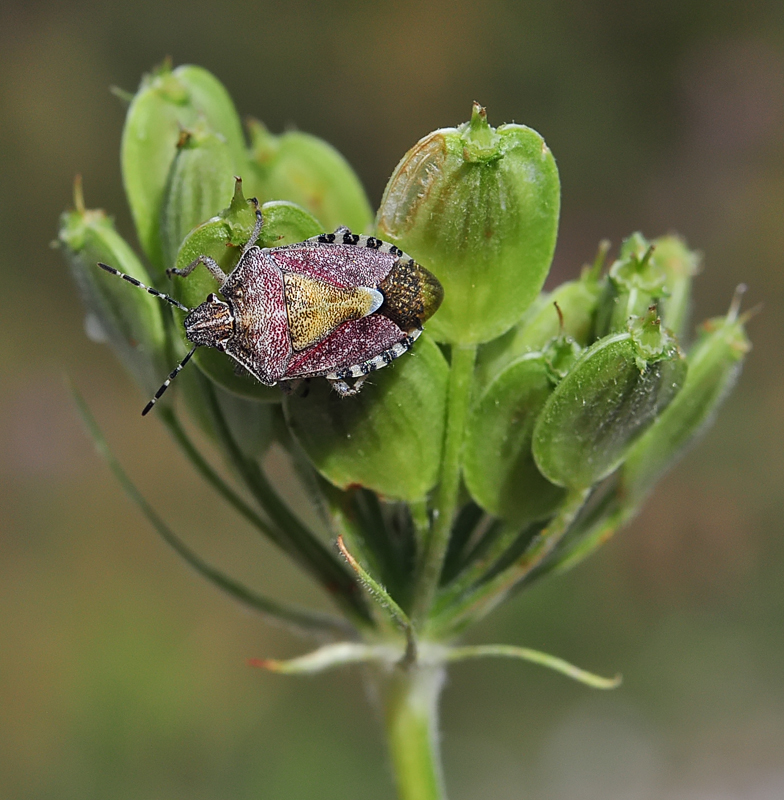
97,262 -> 196,415
142,346 -> 197,416
97,263 -> 190,312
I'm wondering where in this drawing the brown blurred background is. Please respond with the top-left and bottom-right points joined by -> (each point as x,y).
1,1 -> 783,798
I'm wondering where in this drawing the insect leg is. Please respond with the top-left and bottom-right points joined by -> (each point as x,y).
329,375 -> 369,398
167,255 -> 228,283
240,197 -> 264,256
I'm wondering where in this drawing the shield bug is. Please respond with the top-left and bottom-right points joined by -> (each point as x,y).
98,198 -> 444,414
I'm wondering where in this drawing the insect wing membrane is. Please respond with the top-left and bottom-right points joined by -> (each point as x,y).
284,314 -> 409,379
270,240 -> 398,289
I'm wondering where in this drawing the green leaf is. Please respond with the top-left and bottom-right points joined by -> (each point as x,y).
463,354 -> 566,524
284,335 -> 449,502
377,104 -> 560,345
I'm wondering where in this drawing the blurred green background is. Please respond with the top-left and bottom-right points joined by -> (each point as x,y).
2,1 -> 783,797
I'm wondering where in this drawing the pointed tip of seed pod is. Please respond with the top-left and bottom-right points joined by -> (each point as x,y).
705,285 -> 759,331
553,301 -> 565,334
73,174 -> 85,214
109,85 -> 135,105
176,128 -> 192,149
739,303 -> 762,326
728,283 -> 747,322
463,102 -> 500,161
228,175 -> 247,213
586,239 -> 611,279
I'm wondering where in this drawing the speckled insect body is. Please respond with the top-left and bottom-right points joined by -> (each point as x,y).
99,202 -> 443,414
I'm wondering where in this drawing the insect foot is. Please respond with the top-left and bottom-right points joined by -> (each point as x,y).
100,208 -> 443,414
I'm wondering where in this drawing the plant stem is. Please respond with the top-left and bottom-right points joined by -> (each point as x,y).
411,344 -> 477,629
430,488 -> 589,636
536,507 -> 626,579
71,385 -> 353,638
198,375 -> 372,627
158,407 -> 278,538
383,665 -> 447,800
409,497 -> 431,556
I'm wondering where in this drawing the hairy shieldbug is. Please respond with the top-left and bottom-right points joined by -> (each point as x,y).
99,199 -> 444,414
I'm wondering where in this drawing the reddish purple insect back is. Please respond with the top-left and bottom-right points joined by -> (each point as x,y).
100,203 -> 443,413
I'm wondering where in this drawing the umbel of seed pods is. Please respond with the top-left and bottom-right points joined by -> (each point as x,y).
99,196 -> 444,414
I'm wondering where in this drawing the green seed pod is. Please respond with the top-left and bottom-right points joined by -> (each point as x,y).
621,294 -> 750,505
246,119 -> 373,234
376,103 -> 560,345
476,242 -> 606,385
542,335 -> 582,381
170,181 -> 323,401
283,335 -> 449,502
463,354 -> 566,525
160,127 -> 238,271
58,180 -> 168,396
121,62 -> 247,276
533,307 -> 687,489
653,234 -> 700,338
517,271 -> 603,351
594,232 -> 668,336
594,233 -> 701,340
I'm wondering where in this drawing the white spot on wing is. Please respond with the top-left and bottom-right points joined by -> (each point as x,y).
365,288 -> 384,316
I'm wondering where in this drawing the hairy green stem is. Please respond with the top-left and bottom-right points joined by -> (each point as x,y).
432,489 -> 589,635
383,665 -> 447,800
411,344 -> 477,629
437,518 -> 529,607
444,644 -> 621,689
537,507 -> 627,579
409,497 -> 431,555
